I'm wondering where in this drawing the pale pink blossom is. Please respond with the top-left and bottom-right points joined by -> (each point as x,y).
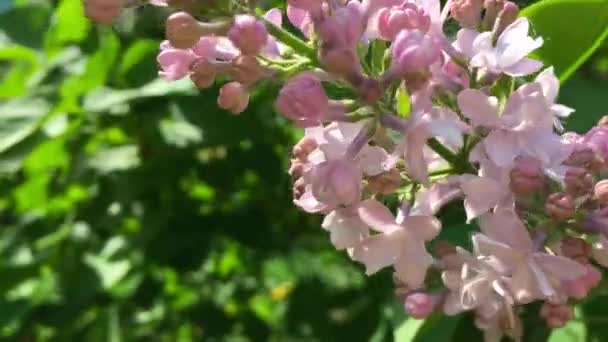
352,199 -> 441,288
157,43 -> 196,80
384,108 -> 469,185
322,206 -> 370,250
455,18 -> 543,76
458,85 -> 571,171
473,208 -> 586,303
287,5 -> 314,38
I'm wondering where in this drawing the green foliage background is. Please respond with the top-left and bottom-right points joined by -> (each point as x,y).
0,0 -> 606,341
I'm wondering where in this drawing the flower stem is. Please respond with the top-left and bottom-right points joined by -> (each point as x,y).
427,138 -> 476,174
261,17 -> 318,62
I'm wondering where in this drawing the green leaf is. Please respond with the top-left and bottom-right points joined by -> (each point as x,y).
45,0 -> 90,49
83,78 -> 197,113
370,40 -> 387,76
521,0 -> 608,82
394,318 -> 426,341
159,103 -> 203,148
0,97 -> 49,153
88,145 -> 141,174
396,86 -> 411,118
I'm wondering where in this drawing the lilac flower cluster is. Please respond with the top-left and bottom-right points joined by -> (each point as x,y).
83,0 -> 608,339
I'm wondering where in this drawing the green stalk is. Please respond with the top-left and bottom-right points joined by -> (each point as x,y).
427,138 -> 476,174
261,17 -> 317,62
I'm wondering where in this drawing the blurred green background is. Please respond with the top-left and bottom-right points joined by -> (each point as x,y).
0,0 -> 607,341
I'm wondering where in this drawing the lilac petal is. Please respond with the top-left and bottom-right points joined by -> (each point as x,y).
357,145 -> 388,176
534,253 -> 586,281
264,8 -> 283,26
352,231 -> 403,274
287,5 -> 313,38
293,188 -> 327,213
322,208 -> 369,250
497,18 -> 543,67
471,234 -> 519,267
503,58 -> 543,77
535,67 -> 559,103
357,199 -> 398,232
457,89 -> 500,128
402,215 -> 441,241
483,130 -> 520,168
394,239 -> 434,288
478,208 -> 533,252
454,28 -> 479,58
461,176 -> 505,222
157,49 -> 195,80
509,264 -> 540,303
406,124 -> 431,185
412,181 -> 463,215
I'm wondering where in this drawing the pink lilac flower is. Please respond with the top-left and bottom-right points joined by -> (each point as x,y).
352,199 -> 441,288
157,42 -> 196,80
322,206 -> 370,251
473,208 -> 586,303
293,122 -> 388,213
458,84 -> 571,171
454,17 -> 543,76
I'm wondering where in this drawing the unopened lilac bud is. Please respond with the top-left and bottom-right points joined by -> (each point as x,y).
540,302 -> 574,329
404,293 -> 439,319
84,0 -> 123,24
218,82 -> 249,114
276,74 -> 330,128
166,12 -> 202,49
581,264 -> 602,289
377,4 -> 431,40
293,136 -> 318,162
564,147 -> 597,168
289,159 -> 305,179
545,192 -> 574,221
228,15 -> 268,56
564,167 -> 593,196
482,0 -> 505,30
561,237 -> 591,264
509,157 -> 544,195
561,264 -> 601,299
312,159 -> 362,207
190,58 -> 216,88
391,30 -> 441,74
583,126 -> 608,162
288,0 -> 323,13
595,180 -> 608,205
367,168 -> 401,195
561,278 -> 588,299
320,48 -> 359,77
450,0 -> 483,29
293,177 -> 306,200
229,55 -> 264,85
492,2 -> 519,38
